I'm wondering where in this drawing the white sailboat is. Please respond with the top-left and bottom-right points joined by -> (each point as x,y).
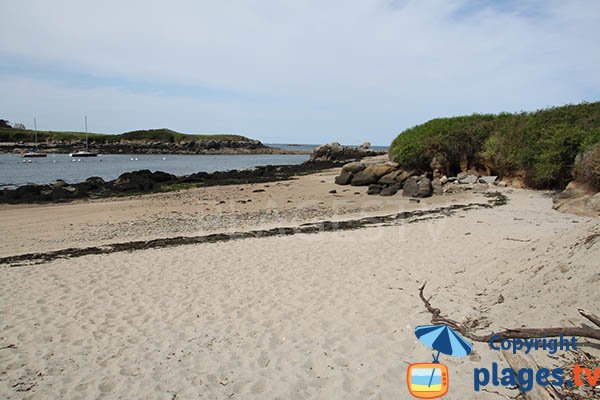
22,118 -> 47,158
70,116 -> 98,157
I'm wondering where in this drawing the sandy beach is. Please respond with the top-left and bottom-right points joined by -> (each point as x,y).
1,168 -> 598,399
0,166 -> 474,257
3,1 -> 600,398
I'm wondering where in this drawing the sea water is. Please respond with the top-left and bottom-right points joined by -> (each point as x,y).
0,152 -> 310,188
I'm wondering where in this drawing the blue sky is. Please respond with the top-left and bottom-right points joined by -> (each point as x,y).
1,0 -> 599,145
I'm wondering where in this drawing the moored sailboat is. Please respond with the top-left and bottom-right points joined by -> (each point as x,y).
70,116 -> 98,157
22,126 -> 47,157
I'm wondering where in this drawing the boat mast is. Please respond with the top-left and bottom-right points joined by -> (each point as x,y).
85,115 -> 88,152
34,117 -> 38,148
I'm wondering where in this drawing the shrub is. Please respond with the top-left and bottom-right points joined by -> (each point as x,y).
389,102 -> 600,189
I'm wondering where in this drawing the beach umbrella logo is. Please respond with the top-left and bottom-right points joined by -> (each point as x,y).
406,324 -> 473,399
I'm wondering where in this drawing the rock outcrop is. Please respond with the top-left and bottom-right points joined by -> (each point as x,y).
309,142 -> 386,162
552,181 -> 600,216
334,171 -> 353,185
351,163 -> 397,186
333,159 -> 502,198
401,177 -> 420,197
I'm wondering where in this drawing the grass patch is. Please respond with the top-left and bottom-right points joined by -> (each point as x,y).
159,182 -> 202,192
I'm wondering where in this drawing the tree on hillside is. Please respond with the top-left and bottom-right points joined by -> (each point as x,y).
0,119 -> 12,128
13,123 -> 26,129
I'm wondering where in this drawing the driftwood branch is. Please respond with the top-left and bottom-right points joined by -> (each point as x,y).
578,308 -> 600,328
418,282 -> 600,342
502,351 -> 562,400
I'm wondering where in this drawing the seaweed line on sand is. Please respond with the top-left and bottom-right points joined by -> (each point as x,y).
0,193 -> 506,267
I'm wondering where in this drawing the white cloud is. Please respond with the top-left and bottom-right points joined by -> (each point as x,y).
0,0 -> 599,144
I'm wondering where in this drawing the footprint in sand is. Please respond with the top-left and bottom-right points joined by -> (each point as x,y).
98,378 -> 116,393
250,378 -> 266,394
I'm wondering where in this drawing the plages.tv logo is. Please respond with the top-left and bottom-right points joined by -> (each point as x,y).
407,324 -> 473,399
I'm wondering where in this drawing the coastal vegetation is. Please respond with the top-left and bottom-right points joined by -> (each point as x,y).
389,102 -> 600,189
0,126 -> 250,143
0,125 -> 277,155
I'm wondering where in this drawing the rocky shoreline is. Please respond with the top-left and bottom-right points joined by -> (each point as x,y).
331,151 -> 600,215
309,142 -> 386,161
0,141 -> 386,204
333,159 -> 504,198
0,139 -> 306,155
0,160 -> 345,204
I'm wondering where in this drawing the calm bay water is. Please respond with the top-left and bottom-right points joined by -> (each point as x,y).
0,153 -> 310,188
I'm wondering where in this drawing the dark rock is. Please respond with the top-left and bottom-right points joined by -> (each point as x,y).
329,189 -> 337,194
151,170 -> 177,183
86,176 -> 106,186
409,198 -> 421,203
417,177 -> 433,197
76,176 -> 106,193
334,171 -> 353,185
181,171 -> 211,182
367,184 -> 382,195
0,189 -> 16,202
16,185 -> 42,201
380,185 -> 399,196
114,170 -> 176,192
50,186 -> 78,200
114,170 -> 154,192
402,177 -> 419,197
252,189 -> 265,193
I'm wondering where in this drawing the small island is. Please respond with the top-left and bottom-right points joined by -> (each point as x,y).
0,126 -> 305,155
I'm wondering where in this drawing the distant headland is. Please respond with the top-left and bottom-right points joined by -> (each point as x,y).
0,126 -> 306,155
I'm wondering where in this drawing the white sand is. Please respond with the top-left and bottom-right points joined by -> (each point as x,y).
1,188 -> 599,399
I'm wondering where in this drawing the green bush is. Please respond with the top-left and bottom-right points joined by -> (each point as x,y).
389,102 -> 600,189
